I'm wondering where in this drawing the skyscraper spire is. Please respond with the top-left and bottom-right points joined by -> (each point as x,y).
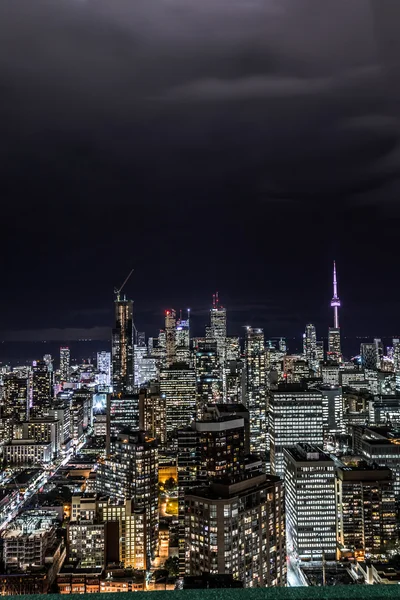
330,260 -> 340,329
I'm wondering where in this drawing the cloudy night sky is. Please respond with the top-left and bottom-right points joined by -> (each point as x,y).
1,0 -> 400,351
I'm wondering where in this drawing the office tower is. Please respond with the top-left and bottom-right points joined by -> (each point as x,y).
165,309 -> 177,367
139,384 -> 166,446
137,331 -> 146,347
284,444 -> 336,561
194,341 -> 222,411
196,405 -> 246,482
360,343 -> 377,370
112,294 -> 134,394
316,340 -> 324,362
60,347 -> 70,383
97,430 -> 158,563
43,354 -> 53,373
148,331 -> 167,369
328,261 -> 342,362
176,310 -> 191,365
321,363 -> 340,385
47,395 -> 71,447
279,338 -> 287,353
225,337 -> 240,361
225,359 -> 245,403
245,327 -> 267,454
2,373 -> 28,421
336,461 -> 396,559
352,425 -> 400,498
184,474 -> 286,587
97,351 -> 111,387
207,293 -> 227,379
133,344 -> 147,386
160,364 -> 197,435
31,359 -> 53,418
374,338 -> 384,369
320,385 -> 344,439
269,383 -> 324,477
107,393 -> 139,450
303,324 -> 318,371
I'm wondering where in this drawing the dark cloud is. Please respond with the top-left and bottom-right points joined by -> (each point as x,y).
1,0 -> 400,340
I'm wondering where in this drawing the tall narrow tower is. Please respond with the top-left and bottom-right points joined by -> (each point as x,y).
331,261 -> 341,328
328,261 -> 342,362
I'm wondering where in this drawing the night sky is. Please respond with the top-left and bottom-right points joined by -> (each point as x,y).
1,0 -> 400,350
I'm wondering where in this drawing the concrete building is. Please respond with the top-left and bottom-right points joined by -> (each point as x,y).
284,444 -> 336,561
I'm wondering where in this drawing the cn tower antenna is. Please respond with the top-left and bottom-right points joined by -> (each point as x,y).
330,261 -> 340,328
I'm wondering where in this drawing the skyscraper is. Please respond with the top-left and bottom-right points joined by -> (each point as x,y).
284,444 -> 336,561
160,364 -> 197,435
165,309 -> 177,367
97,351 -> 111,387
209,293 -> 227,366
269,383 -> 324,477
328,261 -> 342,362
245,327 -> 267,454
303,324 -> 318,371
31,359 -> 53,418
194,340 -> 222,411
112,295 -> 134,393
176,310 -> 191,365
60,347 -> 70,383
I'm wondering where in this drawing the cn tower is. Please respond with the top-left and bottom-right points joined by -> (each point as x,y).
330,260 -> 340,328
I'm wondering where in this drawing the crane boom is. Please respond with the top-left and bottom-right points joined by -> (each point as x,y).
115,268 -> 134,301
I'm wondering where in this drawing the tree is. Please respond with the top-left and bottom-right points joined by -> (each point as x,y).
164,556 -> 179,577
164,477 -> 176,492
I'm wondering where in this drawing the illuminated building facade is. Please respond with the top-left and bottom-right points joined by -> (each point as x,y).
31,359 -> 53,418
96,430 -> 158,563
269,384 -> 324,477
194,341 -> 222,411
139,384 -> 166,446
245,327 -> 267,454
184,474 -> 286,587
176,311 -> 191,365
97,351 -> 111,387
208,293 -> 227,367
336,462 -> 396,558
284,444 -> 336,561
2,373 -> 28,421
303,323 -> 318,371
165,309 -> 177,367
328,261 -> 342,362
112,297 -> 134,393
160,364 -> 197,434
107,393 -> 139,450
60,347 -> 70,383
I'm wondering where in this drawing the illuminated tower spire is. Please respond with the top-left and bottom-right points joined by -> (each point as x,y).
330,261 -> 340,329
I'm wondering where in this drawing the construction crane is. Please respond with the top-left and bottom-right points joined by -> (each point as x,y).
114,269 -> 134,302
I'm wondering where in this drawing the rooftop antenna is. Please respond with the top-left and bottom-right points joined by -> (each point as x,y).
114,268 -> 134,302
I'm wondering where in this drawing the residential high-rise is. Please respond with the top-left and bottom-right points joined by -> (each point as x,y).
97,351 -> 111,387
165,309 -> 177,367
60,347 -> 70,383
269,383 -> 324,477
245,327 -> 267,454
328,261 -> 342,362
184,474 -> 286,587
2,374 -> 28,422
96,430 -> 158,563
284,444 -> 336,561
160,364 -> 197,435
195,405 -> 247,482
138,384 -> 166,446
112,295 -> 134,394
336,461 -> 396,559
107,393 -> 139,450
31,359 -> 53,418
